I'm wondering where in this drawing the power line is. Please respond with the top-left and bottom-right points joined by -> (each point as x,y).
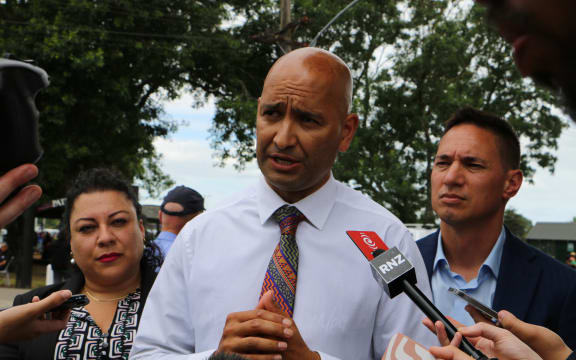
310,0 -> 362,47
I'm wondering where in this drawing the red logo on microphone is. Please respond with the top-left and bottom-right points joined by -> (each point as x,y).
346,231 -> 388,260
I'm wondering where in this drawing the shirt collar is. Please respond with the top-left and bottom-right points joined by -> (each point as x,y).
157,231 -> 177,241
433,226 -> 506,277
257,173 -> 338,230
483,227 -> 506,277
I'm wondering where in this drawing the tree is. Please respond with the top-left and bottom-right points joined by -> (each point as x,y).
504,208 -> 533,240
0,0 -> 260,285
206,0 -> 567,223
336,1 -> 566,222
0,0 -> 251,198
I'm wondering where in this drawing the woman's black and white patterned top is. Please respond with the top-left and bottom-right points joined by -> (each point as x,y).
54,290 -> 141,360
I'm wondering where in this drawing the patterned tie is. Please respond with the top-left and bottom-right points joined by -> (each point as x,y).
260,205 -> 306,317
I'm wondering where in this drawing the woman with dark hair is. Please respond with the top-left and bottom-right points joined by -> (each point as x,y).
0,168 -> 162,359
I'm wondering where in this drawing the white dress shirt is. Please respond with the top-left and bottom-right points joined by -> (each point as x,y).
131,175 -> 437,360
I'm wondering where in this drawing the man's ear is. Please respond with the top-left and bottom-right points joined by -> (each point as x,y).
338,113 -> 359,152
503,169 -> 523,200
138,219 -> 145,241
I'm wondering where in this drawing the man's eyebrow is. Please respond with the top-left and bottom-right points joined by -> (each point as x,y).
292,107 -> 323,120
461,156 -> 487,164
260,102 -> 285,111
434,154 -> 487,164
434,154 -> 452,161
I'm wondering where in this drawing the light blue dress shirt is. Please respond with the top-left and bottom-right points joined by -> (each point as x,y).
431,227 -> 506,325
153,231 -> 177,259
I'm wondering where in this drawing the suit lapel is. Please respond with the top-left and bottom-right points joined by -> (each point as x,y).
417,230 -> 439,281
492,229 -> 541,319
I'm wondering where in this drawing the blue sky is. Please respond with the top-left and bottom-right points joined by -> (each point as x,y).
142,95 -> 576,225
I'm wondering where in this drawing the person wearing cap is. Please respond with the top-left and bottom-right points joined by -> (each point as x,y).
154,185 -> 205,258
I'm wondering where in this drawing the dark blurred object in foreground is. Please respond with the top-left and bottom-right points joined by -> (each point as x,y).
0,57 -> 48,177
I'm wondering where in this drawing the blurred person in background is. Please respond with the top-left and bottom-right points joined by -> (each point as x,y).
49,230 -> 71,284
565,252 -> 576,269
154,185 -> 204,259
40,231 -> 54,264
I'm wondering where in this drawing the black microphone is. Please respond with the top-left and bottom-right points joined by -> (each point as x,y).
0,57 -> 48,176
347,231 -> 492,360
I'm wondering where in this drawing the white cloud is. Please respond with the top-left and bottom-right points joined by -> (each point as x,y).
163,93 -> 216,116
509,125 -> 576,223
142,137 -> 259,209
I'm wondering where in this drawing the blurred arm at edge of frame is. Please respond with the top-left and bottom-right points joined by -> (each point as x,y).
0,290 -> 72,343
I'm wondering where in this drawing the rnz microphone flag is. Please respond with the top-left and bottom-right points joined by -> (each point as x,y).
346,230 -> 417,298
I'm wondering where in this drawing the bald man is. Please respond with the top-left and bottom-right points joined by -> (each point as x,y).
131,48 -> 435,360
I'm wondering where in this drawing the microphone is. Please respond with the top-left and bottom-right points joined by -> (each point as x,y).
0,57 -> 48,176
347,231 -> 491,360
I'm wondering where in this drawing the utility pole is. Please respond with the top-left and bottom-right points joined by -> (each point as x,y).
279,0 -> 292,53
251,0 -> 309,51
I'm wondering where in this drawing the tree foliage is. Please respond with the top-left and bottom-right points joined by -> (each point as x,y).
0,0 -> 246,198
205,0 -> 567,223
337,1 -> 565,222
1,0 -> 567,225
504,208 -> 533,240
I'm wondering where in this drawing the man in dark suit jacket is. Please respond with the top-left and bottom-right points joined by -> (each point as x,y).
417,107 -> 576,350
419,227 -> 576,349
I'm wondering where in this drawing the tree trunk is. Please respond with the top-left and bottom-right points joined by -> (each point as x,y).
15,207 -> 34,288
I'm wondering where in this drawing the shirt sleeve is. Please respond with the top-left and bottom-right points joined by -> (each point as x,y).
372,228 -> 439,357
316,351 -> 341,360
131,225 -> 214,360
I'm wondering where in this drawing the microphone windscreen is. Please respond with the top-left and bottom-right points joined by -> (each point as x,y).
370,247 -> 417,298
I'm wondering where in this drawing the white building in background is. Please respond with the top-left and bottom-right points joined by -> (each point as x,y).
405,223 -> 436,241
